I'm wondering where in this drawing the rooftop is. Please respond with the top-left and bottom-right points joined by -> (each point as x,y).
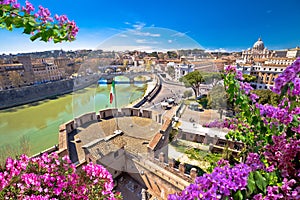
179,121 -> 228,140
72,116 -> 161,162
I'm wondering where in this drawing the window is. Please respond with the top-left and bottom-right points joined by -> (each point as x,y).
218,140 -> 226,146
114,151 -> 119,158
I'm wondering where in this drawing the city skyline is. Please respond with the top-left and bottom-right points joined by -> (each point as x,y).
1,0 -> 300,54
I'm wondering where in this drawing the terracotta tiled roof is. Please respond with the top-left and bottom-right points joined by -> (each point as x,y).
148,133 -> 163,150
84,135 -> 125,158
84,134 -> 150,159
161,118 -> 171,132
253,58 -> 268,62
213,60 -> 227,63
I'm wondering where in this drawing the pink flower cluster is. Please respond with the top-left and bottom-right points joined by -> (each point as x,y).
254,178 -> 300,200
0,153 -> 120,199
224,65 -> 237,74
22,0 -> 34,14
173,58 -> 300,199
169,160 -> 252,199
239,81 -> 253,94
35,5 -> 53,23
264,134 -> 300,180
1,0 -> 79,40
272,58 -> 300,95
245,153 -> 265,171
203,118 -> 238,130
256,103 -> 295,125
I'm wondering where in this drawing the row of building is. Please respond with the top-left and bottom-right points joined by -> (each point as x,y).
0,56 -> 78,90
236,38 -> 300,89
156,38 -> 300,87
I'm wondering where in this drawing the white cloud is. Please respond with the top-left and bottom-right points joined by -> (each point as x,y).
132,22 -> 146,30
204,48 -> 243,53
123,21 -> 160,37
119,34 -> 128,38
136,39 -> 159,44
101,45 -> 155,52
205,48 -> 228,53
133,31 -> 160,37
171,32 -> 188,37
168,40 -> 173,43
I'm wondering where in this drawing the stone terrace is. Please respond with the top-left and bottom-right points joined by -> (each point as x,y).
72,116 -> 161,163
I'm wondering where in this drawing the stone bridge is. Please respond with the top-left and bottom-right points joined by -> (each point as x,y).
98,71 -> 153,84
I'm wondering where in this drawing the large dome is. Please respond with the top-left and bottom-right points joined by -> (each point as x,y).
253,37 -> 265,50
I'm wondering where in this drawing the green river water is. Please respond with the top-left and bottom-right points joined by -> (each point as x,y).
0,79 -> 146,155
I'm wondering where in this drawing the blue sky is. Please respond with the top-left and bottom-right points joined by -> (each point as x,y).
1,0 -> 300,54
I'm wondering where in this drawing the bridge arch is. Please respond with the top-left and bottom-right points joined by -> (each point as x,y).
98,71 -> 153,84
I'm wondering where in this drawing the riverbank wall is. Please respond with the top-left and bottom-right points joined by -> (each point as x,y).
0,75 -> 99,110
133,74 -> 162,108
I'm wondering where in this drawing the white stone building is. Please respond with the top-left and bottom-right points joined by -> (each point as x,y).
173,62 -> 194,81
242,38 -> 273,62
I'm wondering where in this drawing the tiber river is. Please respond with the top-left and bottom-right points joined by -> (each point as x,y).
0,77 -> 147,155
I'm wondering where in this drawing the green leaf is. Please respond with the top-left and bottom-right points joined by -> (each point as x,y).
12,17 -> 23,28
30,32 -> 41,41
247,172 -> 256,195
254,171 -> 267,194
233,190 -> 243,200
28,16 -> 36,26
23,25 -> 32,34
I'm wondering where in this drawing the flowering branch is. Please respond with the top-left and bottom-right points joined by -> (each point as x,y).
170,57 -> 300,199
0,0 -> 79,43
0,153 -> 122,199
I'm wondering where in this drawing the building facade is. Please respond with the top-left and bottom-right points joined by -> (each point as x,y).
0,63 -> 25,89
242,38 -> 273,62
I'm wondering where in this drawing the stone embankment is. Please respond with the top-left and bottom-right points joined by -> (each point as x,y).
0,75 -> 99,110
133,74 -> 162,108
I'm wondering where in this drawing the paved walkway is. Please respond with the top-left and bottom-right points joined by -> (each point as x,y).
168,144 -> 185,160
168,141 -> 211,171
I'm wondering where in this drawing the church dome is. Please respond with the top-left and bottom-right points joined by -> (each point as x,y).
253,37 -> 265,51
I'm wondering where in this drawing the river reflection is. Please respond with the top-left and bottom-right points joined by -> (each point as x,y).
0,80 -> 146,155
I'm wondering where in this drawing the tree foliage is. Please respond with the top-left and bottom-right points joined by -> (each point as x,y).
167,65 -> 175,78
179,70 -> 204,98
252,89 -> 280,106
242,74 -> 256,83
202,72 -> 222,86
207,85 -> 228,109
183,90 -> 193,98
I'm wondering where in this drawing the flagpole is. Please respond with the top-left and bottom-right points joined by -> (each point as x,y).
113,78 -> 119,130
